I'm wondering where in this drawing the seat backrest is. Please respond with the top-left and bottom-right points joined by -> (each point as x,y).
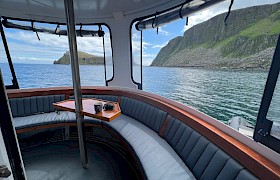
9,95 -> 65,117
163,117 -> 257,180
120,96 -> 167,133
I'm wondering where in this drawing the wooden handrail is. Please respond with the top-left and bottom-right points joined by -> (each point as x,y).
7,86 -> 280,179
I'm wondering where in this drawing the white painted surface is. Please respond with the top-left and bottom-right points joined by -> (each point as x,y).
107,17 -> 138,89
0,0 -> 184,24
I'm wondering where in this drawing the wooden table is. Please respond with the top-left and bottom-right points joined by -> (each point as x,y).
53,98 -> 121,122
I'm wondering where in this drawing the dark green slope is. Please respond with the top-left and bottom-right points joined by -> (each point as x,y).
54,51 -> 103,65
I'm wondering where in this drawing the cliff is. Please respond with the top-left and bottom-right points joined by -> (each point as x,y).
54,51 -> 103,65
151,3 -> 280,69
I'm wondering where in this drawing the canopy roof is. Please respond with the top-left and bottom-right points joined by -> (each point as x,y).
0,0 -> 182,23
0,0 -> 225,24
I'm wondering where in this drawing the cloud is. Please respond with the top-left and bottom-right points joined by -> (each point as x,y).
142,52 -> 157,66
3,29 -> 112,63
182,0 -> 280,32
152,41 -> 168,49
143,42 -> 154,49
182,4 -> 228,32
157,27 -> 170,36
132,52 -> 157,66
132,33 -> 141,39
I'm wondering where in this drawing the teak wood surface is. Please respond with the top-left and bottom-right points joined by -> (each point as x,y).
53,98 -> 121,122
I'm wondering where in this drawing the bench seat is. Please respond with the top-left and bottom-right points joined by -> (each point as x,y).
13,111 -> 76,129
9,94 -> 258,179
105,96 -> 257,180
105,114 -> 195,180
13,111 -> 99,130
9,94 -> 102,130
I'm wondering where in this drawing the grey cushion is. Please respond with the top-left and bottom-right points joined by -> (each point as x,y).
120,97 -> 167,133
106,114 -> 196,180
9,95 -> 65,117
164,117 -> 257,180
13,111 -> 76,129
13,111 -> 99,129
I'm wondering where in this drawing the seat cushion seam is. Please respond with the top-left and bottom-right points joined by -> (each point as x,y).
214,158 -> 231,179
179,130 -> 194,154
191,142 -> 210,170
173,124 -> 187,148
183,134 -> 201,161
197,148 -> 219,178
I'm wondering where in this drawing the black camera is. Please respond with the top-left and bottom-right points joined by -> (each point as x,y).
103,103 -> 114,111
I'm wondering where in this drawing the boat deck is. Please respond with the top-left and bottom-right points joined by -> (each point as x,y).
22,141 -> 136,180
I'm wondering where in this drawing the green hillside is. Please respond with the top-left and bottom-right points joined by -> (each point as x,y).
54,51 -> 103,65
151,3 -> 280,69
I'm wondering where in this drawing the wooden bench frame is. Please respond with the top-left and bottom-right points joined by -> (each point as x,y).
7,86 -> 280,179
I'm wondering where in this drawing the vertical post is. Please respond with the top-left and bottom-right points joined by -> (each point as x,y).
0,20 -> 19,89
102,31 -> 107,85
0,69 -> 26,179
64,0 -> 87,167
140,30 -> 143,90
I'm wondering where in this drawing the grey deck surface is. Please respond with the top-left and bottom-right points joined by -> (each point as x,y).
22,141 -> 133,180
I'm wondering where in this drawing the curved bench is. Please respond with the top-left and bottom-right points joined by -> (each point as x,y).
9,94 -> 257,180
8,89 -> 276,179
104,96 -> 257,180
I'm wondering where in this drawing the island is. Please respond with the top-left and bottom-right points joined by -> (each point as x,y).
54,51 -> 104,65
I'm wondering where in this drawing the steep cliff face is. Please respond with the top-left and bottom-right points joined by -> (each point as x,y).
151,3 -> 280,69
54,51 -> 103,65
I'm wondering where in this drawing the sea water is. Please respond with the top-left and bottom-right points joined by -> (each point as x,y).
0,63 -> 273,125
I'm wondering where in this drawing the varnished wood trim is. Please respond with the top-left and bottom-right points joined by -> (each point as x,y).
117,96 -> 121,104
159,114 -> 172,138
84,123 -> 101,127
16,123 -> 77,134
7,87 -> 280,179
65,93 -> 70,100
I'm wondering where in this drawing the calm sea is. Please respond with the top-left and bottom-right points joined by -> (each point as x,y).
0,63 -> 272,125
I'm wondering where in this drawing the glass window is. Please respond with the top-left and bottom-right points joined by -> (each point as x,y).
0,21 -> 112,88
0,34 -> 13,86
103,26 -> 113,84
267,74 -> 280,139
134,0 -> 280,136
131,23 -> 142,88
76,25 -> 112,86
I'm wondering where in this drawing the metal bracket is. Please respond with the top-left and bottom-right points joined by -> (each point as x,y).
0,165 -> 11,178
258,129 -> 269,137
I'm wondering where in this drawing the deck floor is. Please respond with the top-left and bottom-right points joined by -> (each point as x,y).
21,141 -> 135,180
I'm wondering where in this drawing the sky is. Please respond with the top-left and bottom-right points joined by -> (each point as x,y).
0,0 -> 279,65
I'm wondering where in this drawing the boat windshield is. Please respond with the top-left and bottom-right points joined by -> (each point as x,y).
0,20 -> 113,88
132,0 -> 280,137
267,73 -> 280,139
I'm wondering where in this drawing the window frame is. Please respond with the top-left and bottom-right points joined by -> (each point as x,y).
0,17 -> 114,87
130,20 -> 143,90
253,35 -> 280,153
